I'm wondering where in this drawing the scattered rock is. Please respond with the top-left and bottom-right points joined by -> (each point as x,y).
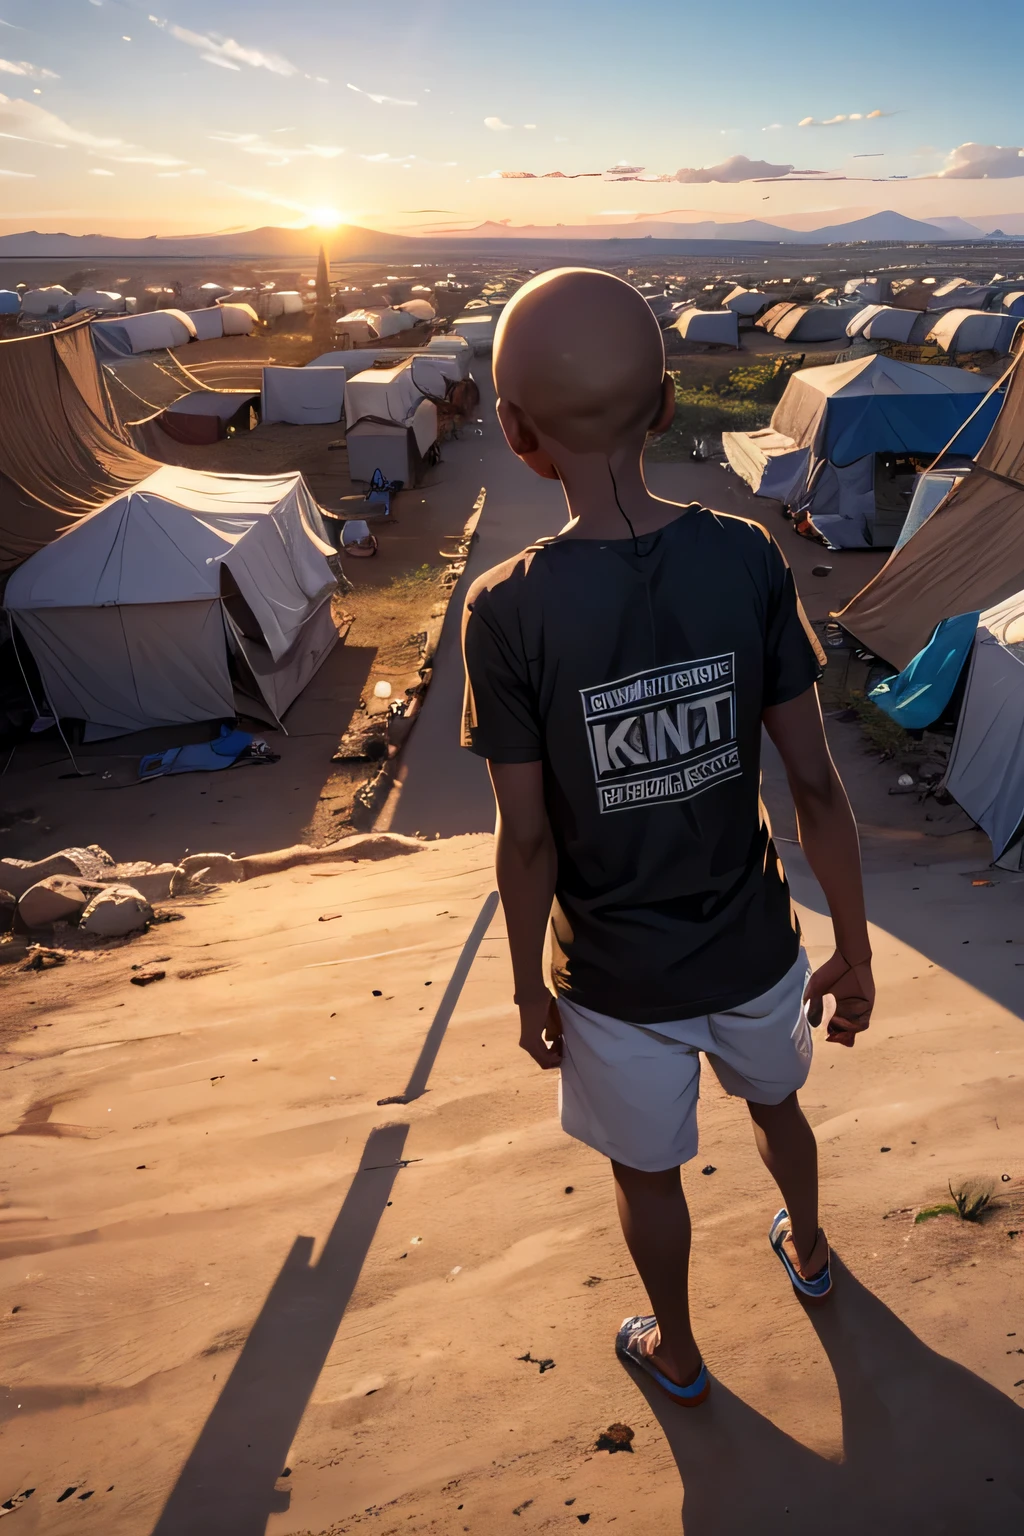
596,1422 -> 635,1453
18,875 -> 89,929
564,1185 -> 574,1194
701,1164 -> 716,1175
577,1517 -> 591,1526
169,833 -> 423,893
880,1147 -> 891,1153
512,1501 -> 533,1516
130,968 -> 166,987
517,1352 -> 555,1373
80,885 -> 152,938
811,565 -> 832,577
19,946 -> 66,971
582,1276 -> 602,1287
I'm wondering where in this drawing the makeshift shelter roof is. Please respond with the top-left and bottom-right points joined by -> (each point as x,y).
845,304 -> 920,344
92,309 -> 197,359
756,302 -> 858,342
72,289 -> 125,315
836,358 -> 1023,669
722,287 -> 771,316
21,285 -> 74,318
5,466 -> 338,738
396,298 -> 435,322
928,278 -> 993,311
218,301 -> 258,335
769,353 -> 999,466
670,307 -> 739,346
926,308 -> 1022,356
1001,291 -> 1024,316
0,319 -> 156,571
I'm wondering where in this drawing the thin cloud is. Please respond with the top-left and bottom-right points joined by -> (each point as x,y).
347,82 -> 417,107
149,16 -> 298,76
0,92 -> 123,149
0,58 -> 59,79
484,116 -> 513,132
674,154 -> 794,183
934,142 -> 1024,179
0,165 -> 33,176
209,131 -> 346,164
798,110 -> 892,127
88,167 -> 114,175
106,152 -> 186,166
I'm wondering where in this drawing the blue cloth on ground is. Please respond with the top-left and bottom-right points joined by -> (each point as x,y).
868,611 -> 979,730
139,726 -> 252,780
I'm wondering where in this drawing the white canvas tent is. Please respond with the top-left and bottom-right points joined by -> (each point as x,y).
262,365 -> 346,425
91,309 -> 197,359
184,307 -> 226,341
72,290 -> 127,315
926,309 -> 1022,356
845,304 -> 921,343
451,311 -> 497,354
945,589 -> 1024,866
722,287 -> 771,317
670,308 -> 739,347
263,291 -> 305,319
4,467 -> 338,738
344,362 -> 438,485
21,286 -> 74,318
397,298 -> 435,322
218,301 -> 258,335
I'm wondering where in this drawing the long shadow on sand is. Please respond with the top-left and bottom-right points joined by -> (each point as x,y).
150,892 -> 499,1536
631,1256 -> 1024,1534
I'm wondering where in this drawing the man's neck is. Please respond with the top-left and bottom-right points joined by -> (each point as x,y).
555,453 -> 686,542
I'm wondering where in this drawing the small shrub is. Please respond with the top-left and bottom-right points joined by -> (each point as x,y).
841,689 -> 913,760
949,1180 -> 993,1223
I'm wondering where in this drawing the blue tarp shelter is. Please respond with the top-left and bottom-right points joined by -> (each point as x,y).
868,611 -> 979,729
771,353 -> 1001,467
0,291 -> 20,315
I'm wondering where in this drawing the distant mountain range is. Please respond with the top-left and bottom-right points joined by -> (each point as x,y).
0,209 -> 1021,260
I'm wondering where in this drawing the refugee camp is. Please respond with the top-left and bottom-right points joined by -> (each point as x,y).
2,2 -> 1024,1532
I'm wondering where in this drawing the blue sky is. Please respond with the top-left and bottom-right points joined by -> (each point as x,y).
1,0 -> 1023,234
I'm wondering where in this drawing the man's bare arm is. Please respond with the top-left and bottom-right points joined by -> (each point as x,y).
488,760 -> 563,1068
763,687 -> 874,1047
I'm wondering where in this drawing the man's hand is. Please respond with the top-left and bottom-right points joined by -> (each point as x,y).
517,994 -> 563,1069
805,950 -> 874,1048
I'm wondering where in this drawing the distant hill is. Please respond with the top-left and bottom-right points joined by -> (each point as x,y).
0,224 -> 410,258
0,209 -> 1018,260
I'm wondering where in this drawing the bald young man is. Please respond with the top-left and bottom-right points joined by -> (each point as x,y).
461,269 -> 874,1405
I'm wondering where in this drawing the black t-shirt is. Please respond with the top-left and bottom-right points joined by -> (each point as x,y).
461,506 -> 825,1024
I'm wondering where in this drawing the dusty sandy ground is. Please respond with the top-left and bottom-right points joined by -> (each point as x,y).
2,830 -> 1023,1535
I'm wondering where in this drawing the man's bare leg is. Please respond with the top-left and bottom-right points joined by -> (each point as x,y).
611,1161 -> 704,1386
747,1092 -> 828,1277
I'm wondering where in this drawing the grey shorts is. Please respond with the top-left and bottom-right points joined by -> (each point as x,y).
556,949 -> 813,1172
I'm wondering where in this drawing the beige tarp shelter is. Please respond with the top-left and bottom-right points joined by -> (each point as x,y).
756,302 -> 858,342
722,287 -> 772,317
671,308 -> 739,347
0,320 -> 157,571
845,305 -> 922,344
926,309 -> 1022,356
5,467 -> 339,739
837,358 -> 1024,669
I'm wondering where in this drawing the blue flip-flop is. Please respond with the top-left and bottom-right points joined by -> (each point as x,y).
615,1315 -> 711,1406
769,1208 -> 833,1303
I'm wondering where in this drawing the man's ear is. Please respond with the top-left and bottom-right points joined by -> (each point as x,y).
649,374 -> 676,436
497,397 -> 561,481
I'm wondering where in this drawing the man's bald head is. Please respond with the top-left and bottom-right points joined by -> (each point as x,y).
494,268 -> 666,455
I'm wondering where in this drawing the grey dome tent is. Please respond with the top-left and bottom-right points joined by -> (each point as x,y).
845,305 -> 924,344
926,309 -> 1022,356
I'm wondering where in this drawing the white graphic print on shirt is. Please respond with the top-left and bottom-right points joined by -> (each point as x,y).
580,654 -> 739,813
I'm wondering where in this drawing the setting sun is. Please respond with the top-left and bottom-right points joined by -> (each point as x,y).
308,205 -> 343,227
